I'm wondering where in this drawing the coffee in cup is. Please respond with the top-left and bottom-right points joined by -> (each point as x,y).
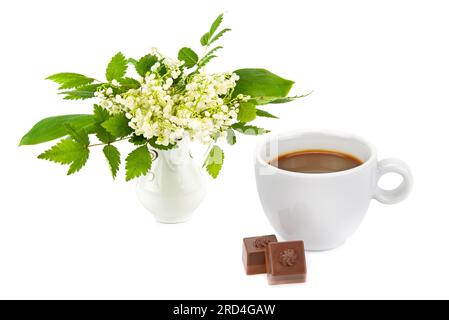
254,130 -> 413,251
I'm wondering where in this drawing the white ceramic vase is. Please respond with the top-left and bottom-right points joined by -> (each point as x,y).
136,139 -> 207,223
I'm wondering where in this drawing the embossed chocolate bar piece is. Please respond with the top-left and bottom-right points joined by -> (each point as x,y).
242,235 -> 278,275
265,241 -> 307,285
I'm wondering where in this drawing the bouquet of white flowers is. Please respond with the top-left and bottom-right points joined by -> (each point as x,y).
20,14 -> 306,180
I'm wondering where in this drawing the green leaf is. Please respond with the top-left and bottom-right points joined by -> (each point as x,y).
198,55 -> 217,68
95,125 -> 114,144
205,46 -> 223,57
129,134 -> 147,146
38,139 -> 82,164
209,28 -> 231,45
178,47 -> 199,68
250,96 -> 282,105
64,124 -> 90,146
60,84 -> 101,100
93,105 -> 110,122
158,64 -> 167,76
237,101 -> 257,122
148,137 -> 177,150
46,73 -> 95,90
106,52 -> 128,81
233,69 -> 294,98
93,105 -> 114,143
210,14 -> 224,35
128,58 -> 138,65
198,46 -> 222,68
268,93 -> 311,104
101,113 -> 133,138
68,149 -> 89,175
267,97 -> 297,104
203,145 -> 224,179
103,145 -> 121,179
118,77 -> 141,90
252,93 -> 311,105
231,123 -> 270,135
256,108 -> 279,119
200,13 -> 225,46
135,54 -> 158,77
226,128 -> 236,145
200,32 -> 210,46
20,114 -> 95,146
125,145 -> 152,181
38,138 -> 89,175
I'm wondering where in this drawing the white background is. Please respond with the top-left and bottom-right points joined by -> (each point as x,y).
0,0 -> 448,300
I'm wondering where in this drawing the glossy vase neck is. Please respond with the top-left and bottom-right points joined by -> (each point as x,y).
155,138 -> 191,169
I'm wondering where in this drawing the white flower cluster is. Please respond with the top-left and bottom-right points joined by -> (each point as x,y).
96,52 -> 249,146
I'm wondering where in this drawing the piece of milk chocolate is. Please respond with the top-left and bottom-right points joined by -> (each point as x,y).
242,235 -> 278,275
265,240 -> 307,285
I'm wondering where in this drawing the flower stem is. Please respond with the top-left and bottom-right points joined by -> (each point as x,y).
88,136 -> 130,148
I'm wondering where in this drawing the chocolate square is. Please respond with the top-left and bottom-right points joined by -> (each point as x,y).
265,241 -> 307,285
242,235 -> 278,275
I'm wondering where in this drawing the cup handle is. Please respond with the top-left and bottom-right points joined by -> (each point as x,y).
374,159 -> 413,204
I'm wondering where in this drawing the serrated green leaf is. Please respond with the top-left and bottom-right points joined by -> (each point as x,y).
101,113 -> 133,138
125,145 -> 152,181
148,137 -> 177,150
209,28 -> 231,45
233,69 -> 294,98
135,54 -> 158,77
197,46 -> 222,68
93,105 -> 110,122
20,114 -> 95,146
93,105 -> 114,143
94,124 -> 113,144
178,47 -> 199,68
106,52 -> 127,81
129,134 -> 147,146
231,123 -> 270,135
103,145 -> 121,179
46,73 -> 95,90
201,13 -> 226,46
60,84 -> 101,100
267,97 -> 296,104
64,124 -> 89,146
198,55 -> 217,68
237,101 -> 257,122
198,46 -> 223,67
267,93 -> 312,104
128,58 -> 138,65
203,145 -> 224,179
38,138 -> 89,175
209,13 -> 224,36
226,128 -> 236,145
250,96 -> 280,105
256,108 -> 279,119
38,139 -> 82,164
205,46 -> 223,57
68,149 -> 89,175
252,93 -> 311,105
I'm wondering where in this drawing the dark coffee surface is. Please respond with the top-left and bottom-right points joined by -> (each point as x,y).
270,149 -> 363,173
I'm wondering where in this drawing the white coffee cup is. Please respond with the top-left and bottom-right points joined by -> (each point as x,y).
254,130 -> 413,251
